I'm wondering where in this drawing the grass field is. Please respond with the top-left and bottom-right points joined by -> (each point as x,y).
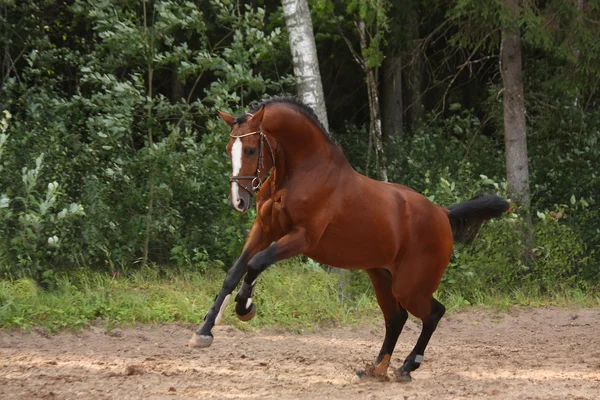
1,260 -> 598,333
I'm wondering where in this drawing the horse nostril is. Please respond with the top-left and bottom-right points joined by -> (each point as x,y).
237,198 -> 246,210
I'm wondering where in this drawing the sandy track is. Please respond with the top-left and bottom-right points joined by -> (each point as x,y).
1,307 -> 600,399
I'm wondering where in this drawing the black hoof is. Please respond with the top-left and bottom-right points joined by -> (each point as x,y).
236,303 -> 256,322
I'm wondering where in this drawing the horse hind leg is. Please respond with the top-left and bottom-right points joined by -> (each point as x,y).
394,297 -> 446,382
357,268 -> 408,380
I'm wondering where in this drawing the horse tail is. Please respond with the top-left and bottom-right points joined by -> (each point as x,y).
446,194 -> 510,245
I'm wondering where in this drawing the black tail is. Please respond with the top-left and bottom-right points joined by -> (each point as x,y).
447,194 -> 510,244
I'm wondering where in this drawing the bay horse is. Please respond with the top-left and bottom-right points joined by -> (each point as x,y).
189,95 -> 509,381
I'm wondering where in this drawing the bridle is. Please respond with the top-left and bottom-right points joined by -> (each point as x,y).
229,129 -> 275,196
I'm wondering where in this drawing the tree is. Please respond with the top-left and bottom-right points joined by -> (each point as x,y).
405,0 -> 424,131
282,0 -> 330,132
338,0 -> 389,182
381,56 -> 403,140
380,0 -> 418,140
499,0 -> 532,242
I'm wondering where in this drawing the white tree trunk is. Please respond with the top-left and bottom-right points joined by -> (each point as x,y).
282,0 -> 329,132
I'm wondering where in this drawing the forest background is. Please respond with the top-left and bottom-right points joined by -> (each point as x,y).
0,0 -> 598,330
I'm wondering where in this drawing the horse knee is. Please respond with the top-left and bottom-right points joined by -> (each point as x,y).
248,246 -> 277,273
222,277 -> 237,292
222,270 -> 241,292
221,257 -> 249,292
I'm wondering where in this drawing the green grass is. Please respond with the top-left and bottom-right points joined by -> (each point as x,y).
437,284 -> 600,312
0,261 -> 381,333
0,261 -> 598,333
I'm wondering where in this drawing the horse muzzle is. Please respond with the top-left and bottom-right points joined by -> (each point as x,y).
230,185 -> 251,213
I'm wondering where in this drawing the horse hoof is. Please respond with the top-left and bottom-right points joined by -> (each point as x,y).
236,303 -> 256,322
355,370 -> 367,379
354,369 -> 388,382
394,370 -> 412,382
188,333 -> 213,348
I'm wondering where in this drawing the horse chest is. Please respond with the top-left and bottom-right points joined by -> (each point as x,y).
257,192 -> 291,239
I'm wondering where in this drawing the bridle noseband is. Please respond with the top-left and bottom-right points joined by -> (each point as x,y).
229,129 -> 275,196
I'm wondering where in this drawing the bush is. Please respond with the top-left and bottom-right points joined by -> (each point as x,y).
0,0 -> 291,278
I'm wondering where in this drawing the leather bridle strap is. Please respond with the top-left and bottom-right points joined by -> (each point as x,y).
229,130 -> 275,196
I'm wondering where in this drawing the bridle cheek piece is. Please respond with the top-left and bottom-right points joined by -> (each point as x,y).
229,129 -> 275,196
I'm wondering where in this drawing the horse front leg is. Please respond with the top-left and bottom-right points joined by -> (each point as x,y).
188,221 -> 268,348
233,267 -> 260,321
234,227 -> 310,320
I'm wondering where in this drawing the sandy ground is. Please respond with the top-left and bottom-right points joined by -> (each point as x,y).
1,307 -> 599,400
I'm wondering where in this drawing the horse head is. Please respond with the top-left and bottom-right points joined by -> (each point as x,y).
218,107 -> 275,213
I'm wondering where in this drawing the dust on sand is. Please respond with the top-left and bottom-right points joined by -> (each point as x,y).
1,307 -> 599,399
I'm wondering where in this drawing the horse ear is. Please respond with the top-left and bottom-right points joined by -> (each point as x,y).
250,106 -> 265,126
217,110 -> 235,127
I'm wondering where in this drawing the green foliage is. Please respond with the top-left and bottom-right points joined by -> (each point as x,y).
0,0 -> 292,278
447,0 -> 600,101
0,112 -> 85,280
313,0 -> 389,68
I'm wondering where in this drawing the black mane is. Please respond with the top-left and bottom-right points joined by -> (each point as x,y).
233,95 -> 332,140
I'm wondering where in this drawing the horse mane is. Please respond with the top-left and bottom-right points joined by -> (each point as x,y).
233,95 -> 332,142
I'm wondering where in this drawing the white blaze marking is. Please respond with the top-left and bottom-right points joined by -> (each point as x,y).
246,298 -> 252,310
215,294 -> 231,326
415,354 -> 424,364
231,138 -> 242,205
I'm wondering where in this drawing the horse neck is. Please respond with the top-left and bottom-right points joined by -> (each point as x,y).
259,136 -> 282,186
262,106 -> 336,174
264,135 -> 352,195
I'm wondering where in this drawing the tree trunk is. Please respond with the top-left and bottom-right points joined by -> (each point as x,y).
500,0 -> 533,246
142,1 -> 155,267
170,67 -> 184,103
408,55 -> 423,129
381,56 -> 403,141
573,0 -> 583,107
406,1 -> 423,130
282,0 -> 330,132
358,20 -> 387,182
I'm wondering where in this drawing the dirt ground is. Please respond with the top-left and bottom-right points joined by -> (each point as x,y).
1,307 -> 599,400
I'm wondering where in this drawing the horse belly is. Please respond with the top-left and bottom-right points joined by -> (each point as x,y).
305,213 -> 401,269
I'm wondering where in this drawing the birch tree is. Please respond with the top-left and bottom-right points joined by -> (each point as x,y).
282,0 -> 330,132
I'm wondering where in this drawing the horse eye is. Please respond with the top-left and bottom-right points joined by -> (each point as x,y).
244,147 -> 257,156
